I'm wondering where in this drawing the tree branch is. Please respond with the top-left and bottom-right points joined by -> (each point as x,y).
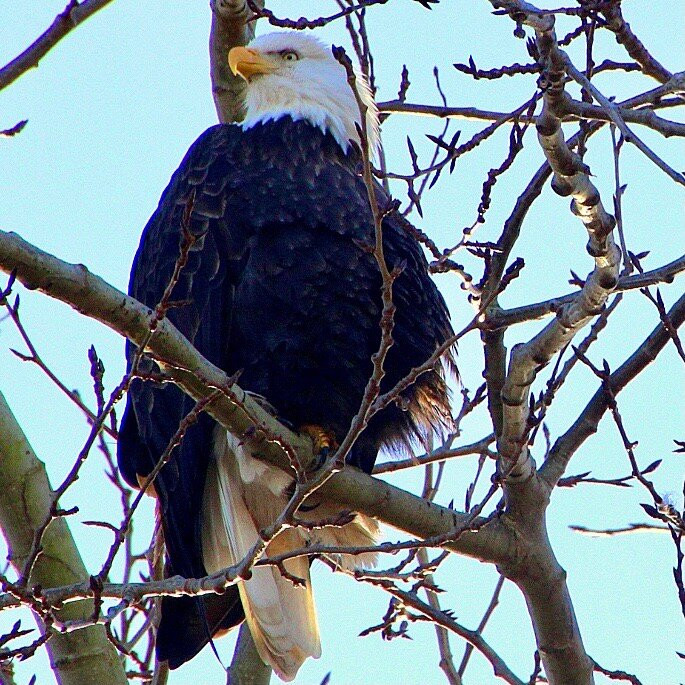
0,391 -> 127,685
227,625 -> 271,685
379,99 -> 685,138
0,228 -> 514,567
496,2 -> 621,483
0,0 -> 116,92
601,4 -> 673,84
562,59 -> 685,185
209,0 -> 264,123
540,290 -> 685,487
207,4 -> 267,678
485,254 -> 685,329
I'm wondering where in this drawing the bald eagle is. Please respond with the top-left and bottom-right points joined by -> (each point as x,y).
118,31 -> 454,680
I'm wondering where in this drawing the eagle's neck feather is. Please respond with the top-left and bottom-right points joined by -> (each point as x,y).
240,73 -> 379,155
242,108 -> 354,155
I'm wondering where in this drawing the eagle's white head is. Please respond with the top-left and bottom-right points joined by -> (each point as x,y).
228,32 -> 380,155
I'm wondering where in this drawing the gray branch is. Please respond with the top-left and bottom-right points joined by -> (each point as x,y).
227,625 -> 271,685
541,291 -> 685,487
486,254 -> 685,329
0,228 -> 514,568
209,0 -> 264,123
379,98 -> 685,138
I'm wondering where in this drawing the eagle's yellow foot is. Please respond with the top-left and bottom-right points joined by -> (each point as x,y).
299,424 -> 338,469
287,425 -> 338,508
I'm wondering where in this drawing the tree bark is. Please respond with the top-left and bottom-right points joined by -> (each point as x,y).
227,625 -> 271,685
0,228 -> 514,568
209,0 -> 265,123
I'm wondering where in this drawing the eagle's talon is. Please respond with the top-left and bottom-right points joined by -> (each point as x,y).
309,447 -> 330,472
298,424 -> 338,470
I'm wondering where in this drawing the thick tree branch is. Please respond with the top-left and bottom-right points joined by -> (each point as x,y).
226,625 -> 271,685
496,15 -> 621,482
0,228 -> 515,567
207,4 -> 266,677
0,391 -> 127,685
480,4 -> 634,683
488,0 -> 625,484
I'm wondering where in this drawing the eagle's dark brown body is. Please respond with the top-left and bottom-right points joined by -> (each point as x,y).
118,117 -> 453,667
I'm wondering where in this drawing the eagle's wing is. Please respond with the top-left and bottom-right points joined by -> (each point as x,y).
117,125 -> 249,666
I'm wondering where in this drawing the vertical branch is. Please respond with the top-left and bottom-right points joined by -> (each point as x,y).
495,3 -> 621,481
227,624 -> 271,685
209,0 -> 265,123
484,3 -> 623,683
418,464 -> 461,685
209,5 -> 273,680
331,45 -> 399,465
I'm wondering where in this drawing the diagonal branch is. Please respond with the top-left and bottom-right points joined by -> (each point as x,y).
0,0 -> 116,92
0,228 -> 514,567
601,4 -> 673,84
540,291 -> 685,487
562,59 -> 685,185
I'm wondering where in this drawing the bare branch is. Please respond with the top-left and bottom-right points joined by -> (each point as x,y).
563,59 -> 685,185
227,625 -> 271,685
380,99 -> 685,137
601,4 -> 673,84
486,255 -> 685,329
345,566 -> 526,685
0,0 -> 115,93
0,228 -> 514,565
570,523 -> 669,537
457,574 -> 506,676
497,10 -> 622,480
373,435 -> 495,474
0,120 -> 28,137
541,291 -> 685,486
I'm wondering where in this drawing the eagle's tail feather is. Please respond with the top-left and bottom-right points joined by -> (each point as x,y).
239,529 -> 321,681
202,433 -> 321,682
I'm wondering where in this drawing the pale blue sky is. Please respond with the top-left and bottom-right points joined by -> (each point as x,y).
1,1 -> 684,683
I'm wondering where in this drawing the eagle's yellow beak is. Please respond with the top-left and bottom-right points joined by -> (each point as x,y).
228,46 -> 276,81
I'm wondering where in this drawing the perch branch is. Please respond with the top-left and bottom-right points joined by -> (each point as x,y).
0,228 -> 514,567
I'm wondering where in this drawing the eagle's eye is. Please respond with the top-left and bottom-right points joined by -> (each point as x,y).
281,50 -> 299,62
